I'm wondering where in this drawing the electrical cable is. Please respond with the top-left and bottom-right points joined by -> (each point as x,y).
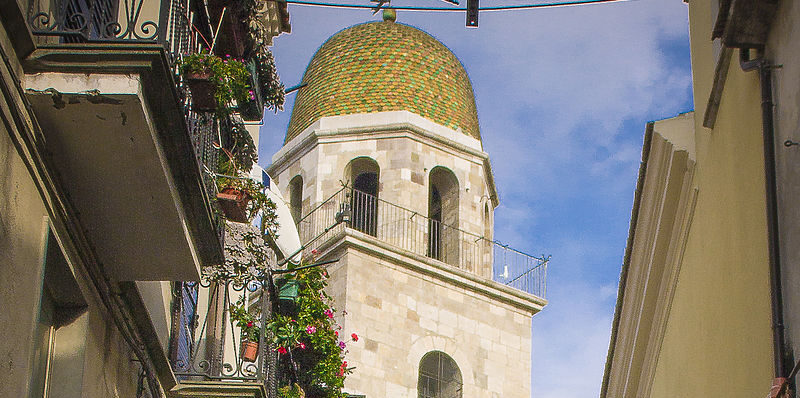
269,0 -> 631,12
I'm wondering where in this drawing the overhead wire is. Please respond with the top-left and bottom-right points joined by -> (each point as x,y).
269,0 -> 631,12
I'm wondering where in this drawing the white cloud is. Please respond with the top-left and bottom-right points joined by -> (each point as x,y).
532,280 -> 615,398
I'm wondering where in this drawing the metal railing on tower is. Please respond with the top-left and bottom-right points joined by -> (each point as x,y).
296,186 -> 548,299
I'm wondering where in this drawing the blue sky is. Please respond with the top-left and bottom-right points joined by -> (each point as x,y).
258,1 -> 693,396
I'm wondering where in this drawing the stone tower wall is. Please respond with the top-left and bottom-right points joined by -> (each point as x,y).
329,245 -> 533,397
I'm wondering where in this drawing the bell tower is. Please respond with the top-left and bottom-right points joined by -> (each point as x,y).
267,15 -> 547,397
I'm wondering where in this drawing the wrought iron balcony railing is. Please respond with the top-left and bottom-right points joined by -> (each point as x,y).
171,279 -> 277,384
27,0 -> 186,45
170,221 -> 279,389
296,187 -> 548,299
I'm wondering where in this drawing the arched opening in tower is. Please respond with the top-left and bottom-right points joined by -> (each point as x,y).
418,351 -> 463,398
428,167 -> 459,266
346,157 -> 379,236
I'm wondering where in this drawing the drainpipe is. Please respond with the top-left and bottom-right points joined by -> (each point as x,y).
739,48 -> 788,387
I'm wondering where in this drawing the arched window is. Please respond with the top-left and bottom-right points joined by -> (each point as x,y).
418,351 -> 463,398
483,202 -> 493,277
428,167 -> 459,265
345,157 -> 379,236
289,175 -> 303,223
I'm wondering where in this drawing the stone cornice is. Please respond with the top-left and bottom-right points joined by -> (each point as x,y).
315,228 -> 546,315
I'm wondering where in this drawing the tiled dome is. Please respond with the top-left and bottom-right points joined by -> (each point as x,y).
285,21 -> 480,143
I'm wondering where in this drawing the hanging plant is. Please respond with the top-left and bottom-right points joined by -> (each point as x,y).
202,221 -> 273,285
243,0 -> 286,112
252,47 -> 285,113
214,126 -> 273,224
268,261 -> 357,398
179,52 -> 253,117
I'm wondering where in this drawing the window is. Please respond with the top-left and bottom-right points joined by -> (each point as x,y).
482,202 -> 493,277
418,351 -> 463,398
346,157 -> 379,236
427,167 -> 459,265
31,228 -> 88,398
289,175 -> 303,223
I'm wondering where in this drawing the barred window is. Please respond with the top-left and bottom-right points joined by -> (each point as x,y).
418,351 -> 463,398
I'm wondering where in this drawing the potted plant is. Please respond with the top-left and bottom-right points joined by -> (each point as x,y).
179,52 -> 252,116
214,127 -> 275,225
230,296 -> 261,362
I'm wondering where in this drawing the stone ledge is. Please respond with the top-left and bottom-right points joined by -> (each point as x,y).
169,381 -> 268,398
315,228 -> 547,315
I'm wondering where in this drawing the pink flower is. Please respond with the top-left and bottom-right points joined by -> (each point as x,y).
298,342 -> 306,349
277,346 -> 287,355
351,333 -> 359,342
338,341 -> 346,350
311,249 -> 318,255
325,309 -> 334,319
306,325 -> 316,334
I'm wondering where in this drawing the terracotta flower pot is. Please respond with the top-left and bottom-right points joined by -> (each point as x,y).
216,187 -> 252,223
241,340 -> 259,362
185,71 -> 217,112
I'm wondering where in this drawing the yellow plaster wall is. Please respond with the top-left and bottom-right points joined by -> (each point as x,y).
648,1 -> 774,395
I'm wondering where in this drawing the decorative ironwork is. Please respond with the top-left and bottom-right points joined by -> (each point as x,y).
172,278 -> 276,382
28,0 -> 161,41
296,187 -> 549,299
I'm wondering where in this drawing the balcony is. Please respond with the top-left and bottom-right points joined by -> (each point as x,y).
169,278 -> 278,398
11,0 -> 286,280
296,187 -> 548,299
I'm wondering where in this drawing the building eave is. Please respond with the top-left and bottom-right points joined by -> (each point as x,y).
600,121 -> 653,398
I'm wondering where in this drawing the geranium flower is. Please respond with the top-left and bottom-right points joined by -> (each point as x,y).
338,341 -> 346,350
298,342 -> 306,349
246,321 -> 253,328
325,309 -> 334,319
351,333 -> 359,342
277,346 -> 287,355
306,325 -> 316,334
334,331 -> 338,338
